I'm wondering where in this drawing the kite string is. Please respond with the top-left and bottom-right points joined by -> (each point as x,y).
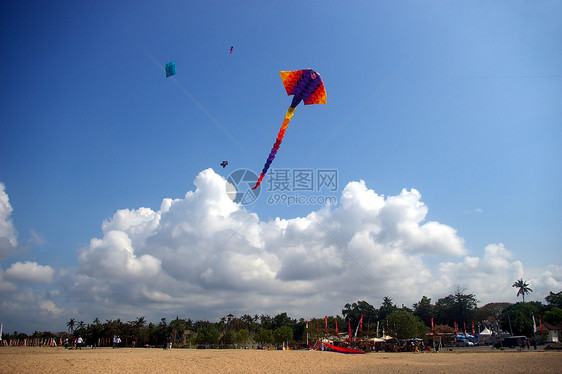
145,51 -> 255,161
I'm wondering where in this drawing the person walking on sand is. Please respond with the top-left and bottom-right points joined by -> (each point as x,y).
166,335 -> 172,350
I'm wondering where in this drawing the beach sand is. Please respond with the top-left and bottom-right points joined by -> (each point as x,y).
1,347 -> 561,373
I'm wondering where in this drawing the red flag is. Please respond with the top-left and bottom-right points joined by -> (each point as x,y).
431,318 -> 434,329
306,320 -> 309,329
325,316 -> 328,333
335,319 -> 339,334
360,315 -> 363,331
348,318 -> 352,340
454,321 -> 458,334
471,321 -> 475,336
464,322 -> 467,335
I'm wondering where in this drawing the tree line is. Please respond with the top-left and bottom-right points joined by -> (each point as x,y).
3,288 -> 561,347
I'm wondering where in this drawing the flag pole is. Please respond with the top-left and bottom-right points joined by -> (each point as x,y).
306,320 -> 309,347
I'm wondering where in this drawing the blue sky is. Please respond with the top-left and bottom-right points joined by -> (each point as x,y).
1,1 -> 561,333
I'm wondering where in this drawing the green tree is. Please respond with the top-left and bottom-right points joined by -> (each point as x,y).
474,302 -> 511,326
254,328 -> 274,346
272,312 -> 295,330
386,310 -> 427,339
236,329 -> 250,346
193,324 -> 220,346
342,300 -> 378,334
412,296 -> 433,327
512,278 -> 532,302
273,326 -> 293,344
378,296 -> 398,321
169,317 -> 188,346
240,314 -> 258,333
500,302 -> 540,336
89,318 -> 103,347
258,315 -> 274,330
131,316 -> 147,345
543,307 -> 562,325
435,287 -> 478,326
66,318 -> 76,333
545,291 -> 562,309
219,331 -> 236,347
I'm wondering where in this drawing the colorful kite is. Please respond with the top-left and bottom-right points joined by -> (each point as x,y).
252,69 -> 326,190
165,62 -> 176,78
230,46 -> 234,54
220,160 -> 229,168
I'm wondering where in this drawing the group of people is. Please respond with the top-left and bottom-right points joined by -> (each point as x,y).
64,336 -> 84,349
112,335 -> 122,348
521,339 -> 538,350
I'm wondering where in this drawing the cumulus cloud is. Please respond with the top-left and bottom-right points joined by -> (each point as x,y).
1,173 -> 558,332
5,261 -> 55,283
0,182 -> 18,258
0,268 -> 17,292
68,169 -> 473,321
437,243 -> 525,303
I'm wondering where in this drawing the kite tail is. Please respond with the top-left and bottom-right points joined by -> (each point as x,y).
252,106 -> 296,190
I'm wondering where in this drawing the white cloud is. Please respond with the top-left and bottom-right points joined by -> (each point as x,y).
28,229 -> 46,246
0,268 -> 17,291
464,208 -> 483,214
68,169 -> 473,320
1,172 -> 559,332
5,261 -> 55,283
437,243 -> 524,303
39,300 -> 62,316
0,182 -> 18,258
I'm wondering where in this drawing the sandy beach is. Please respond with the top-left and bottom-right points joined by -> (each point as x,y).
1,347 -> 561,374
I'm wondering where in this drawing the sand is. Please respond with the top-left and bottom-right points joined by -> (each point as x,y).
1,347 -> 561,373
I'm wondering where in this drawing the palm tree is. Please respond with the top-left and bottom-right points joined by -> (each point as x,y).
66,318 -> 76,333
512,278 -> 532,302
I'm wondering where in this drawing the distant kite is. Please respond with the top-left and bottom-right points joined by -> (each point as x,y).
230,46 -> 234,54
165,62 -> 176,78
252,69 -> 326,189
220,160 -> 229,168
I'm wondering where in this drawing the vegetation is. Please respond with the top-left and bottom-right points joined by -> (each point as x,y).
512,278 -> 533,302
3,287 -> 561,347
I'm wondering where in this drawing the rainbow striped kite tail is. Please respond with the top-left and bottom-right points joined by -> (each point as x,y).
252,174 -> 265,190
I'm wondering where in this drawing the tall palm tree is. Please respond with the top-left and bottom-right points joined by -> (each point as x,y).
78,320 -> 86,330
66,318 -> 76,333
512,278 -> 532,302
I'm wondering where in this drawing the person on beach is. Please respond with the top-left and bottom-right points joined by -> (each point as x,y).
167,335 -> 172,350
